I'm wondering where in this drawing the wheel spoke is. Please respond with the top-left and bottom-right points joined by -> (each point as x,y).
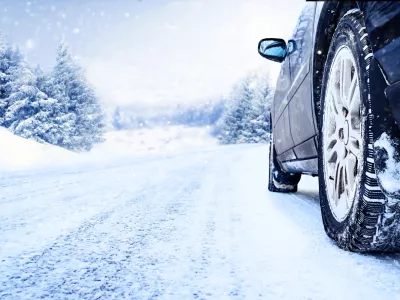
340,58 -> 351,102
347,75 -> 358,108
345,153 -> 357,192
331,87 -> 346,124
340,59 -> 345,101
349,83 -> 361,115
347,136 -> 361,157
334,161 -> 340,204
326,133 -> 345,161
334,161 -> 345,205
328,89 -> 340,116
326,143 -> 338,162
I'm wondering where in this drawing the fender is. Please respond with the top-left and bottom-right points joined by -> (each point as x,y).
313,2 -> 400,198
356,1 -> 400,84
355,2 -> 400,198
368,57 -> 400,199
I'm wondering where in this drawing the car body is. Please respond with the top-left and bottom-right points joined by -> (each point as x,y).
258,1 -> 400,251
263,1 -> 400,193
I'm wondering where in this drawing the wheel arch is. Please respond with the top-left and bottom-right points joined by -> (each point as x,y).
311,1 -> 358,126
312,2 -> 400,200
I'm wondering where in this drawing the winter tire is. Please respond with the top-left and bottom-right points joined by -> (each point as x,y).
268,119 -> 301,193
318,10 -> 400,252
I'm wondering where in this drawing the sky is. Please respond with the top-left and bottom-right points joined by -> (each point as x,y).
1,0 -> 305,110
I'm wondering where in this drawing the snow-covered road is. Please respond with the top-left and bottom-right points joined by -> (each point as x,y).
1,144 -> 400,299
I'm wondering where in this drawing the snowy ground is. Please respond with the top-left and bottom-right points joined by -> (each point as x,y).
2,143 -> 400,299
91,126 -> 218,156
0,128 -> 76,171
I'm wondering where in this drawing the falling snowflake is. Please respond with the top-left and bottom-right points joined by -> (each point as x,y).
26,39 -> 34,49
73,28 -> 80,34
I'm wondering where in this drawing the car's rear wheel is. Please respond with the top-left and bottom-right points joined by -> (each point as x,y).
318,10 -> 400,251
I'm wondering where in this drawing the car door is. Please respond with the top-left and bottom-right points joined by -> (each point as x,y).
272,46 -> 296,160
287,3 -> 319,165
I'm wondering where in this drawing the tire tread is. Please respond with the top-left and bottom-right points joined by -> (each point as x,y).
319,10 -> 400,252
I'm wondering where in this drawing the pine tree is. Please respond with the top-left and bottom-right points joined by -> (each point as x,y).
0,36 -> 104,150
217,75 -> 254,144
3,57 -> 41,129
13,96 -> 62,144
49,42 -> 105,151
0,34 -> 60,144
32,73 -> 66,145
0,43 -> 55,146
216,70 -> 272,145
0,34 -> 23,125
245,71 -> 272,143
112,106 -> 123,130
34,64 -> 44,76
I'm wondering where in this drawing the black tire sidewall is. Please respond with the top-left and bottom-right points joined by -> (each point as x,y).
318,13 -> 370,240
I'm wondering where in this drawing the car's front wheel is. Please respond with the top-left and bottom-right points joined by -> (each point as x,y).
318,10 -> 400,251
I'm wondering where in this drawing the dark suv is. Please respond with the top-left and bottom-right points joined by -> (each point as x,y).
258,1 -> 400,252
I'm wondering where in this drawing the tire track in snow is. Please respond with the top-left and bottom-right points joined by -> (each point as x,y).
2,145 -> 400,299
0,157 -> 210,299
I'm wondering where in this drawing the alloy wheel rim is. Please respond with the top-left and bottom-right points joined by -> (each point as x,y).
323,45 -> 363,222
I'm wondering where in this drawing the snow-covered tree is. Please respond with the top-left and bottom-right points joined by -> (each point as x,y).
0,34 -> 56,143
0,34 -> 23,125
0,35 -> 105,151
3,59 -> 41,126
216,70 -> 272,144
112,106 -> 123,130
47,42 -> 105,151
242,72 -> 272,143
0,36 -> 53,144
13,96 -> 63,144
219,75 -> 254,144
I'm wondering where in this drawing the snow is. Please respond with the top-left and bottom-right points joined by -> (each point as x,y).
374,132 -> 400,193
91,126 -> 218,156
0,127 -> 75,171
0,125 -> 217,172
1,144 -> 400,299
25,39 -> 34,49
343,8 -> 361,18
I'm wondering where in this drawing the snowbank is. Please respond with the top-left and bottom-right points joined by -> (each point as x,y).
0,127 -> 76,171
0,126 -> 217,172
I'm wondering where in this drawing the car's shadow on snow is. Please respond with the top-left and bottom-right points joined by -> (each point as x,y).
294,190 -> 320,207
270,184 -> 400,262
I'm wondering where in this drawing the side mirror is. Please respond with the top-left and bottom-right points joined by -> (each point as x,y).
258,38 -> 287,63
